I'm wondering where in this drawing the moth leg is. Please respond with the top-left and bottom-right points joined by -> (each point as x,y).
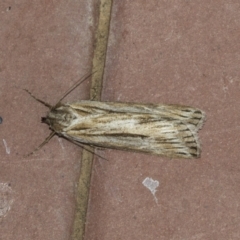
66,138 -> 108,161
76,143 -> 108,161
25,131 -> 55,157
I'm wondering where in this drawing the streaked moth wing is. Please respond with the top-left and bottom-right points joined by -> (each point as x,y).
70,101 -> 205,131
52,101 -> 206,158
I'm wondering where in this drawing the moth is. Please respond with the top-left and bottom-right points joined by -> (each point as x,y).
25,74 -> 205,158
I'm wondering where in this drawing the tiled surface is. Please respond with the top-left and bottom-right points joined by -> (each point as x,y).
85,1 -> 240,240
0,1 -> 97,239
1,1 -> 240,240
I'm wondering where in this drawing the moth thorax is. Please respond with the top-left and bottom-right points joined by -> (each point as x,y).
42,107 -> 74,132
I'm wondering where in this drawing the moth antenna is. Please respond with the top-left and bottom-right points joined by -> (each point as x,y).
24,89 -> 53,109
54,71 -> 97,107
25,131 -> 55,157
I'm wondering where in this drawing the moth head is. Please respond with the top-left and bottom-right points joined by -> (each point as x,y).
42,106 -> 75,133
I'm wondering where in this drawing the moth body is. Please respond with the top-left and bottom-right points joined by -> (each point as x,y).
42,100 -> 205,159
42,106 -> 78,132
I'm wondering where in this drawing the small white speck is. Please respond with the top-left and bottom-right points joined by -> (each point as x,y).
0,182 -> 14,217
142,177 -> 159,203
58,138 -> 65,150
3,139 -> 10,154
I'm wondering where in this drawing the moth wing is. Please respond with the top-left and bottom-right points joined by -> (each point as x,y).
62,112 -> 202,159
69,101 -> 205,132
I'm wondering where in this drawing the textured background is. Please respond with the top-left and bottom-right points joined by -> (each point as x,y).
1,1 -> 240,239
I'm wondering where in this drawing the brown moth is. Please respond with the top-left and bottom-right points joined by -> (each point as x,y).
26,75 -> 205,158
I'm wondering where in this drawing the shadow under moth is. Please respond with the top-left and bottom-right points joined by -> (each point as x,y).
25,74 -> 205,159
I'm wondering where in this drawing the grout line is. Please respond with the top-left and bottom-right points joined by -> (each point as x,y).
71,0 -> 113,239
91,1 -> 113,101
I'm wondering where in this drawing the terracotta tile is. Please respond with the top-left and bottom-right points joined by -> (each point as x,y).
0,1 -> 97,239
85,1 -> 240,240
1,0 -> 240,240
